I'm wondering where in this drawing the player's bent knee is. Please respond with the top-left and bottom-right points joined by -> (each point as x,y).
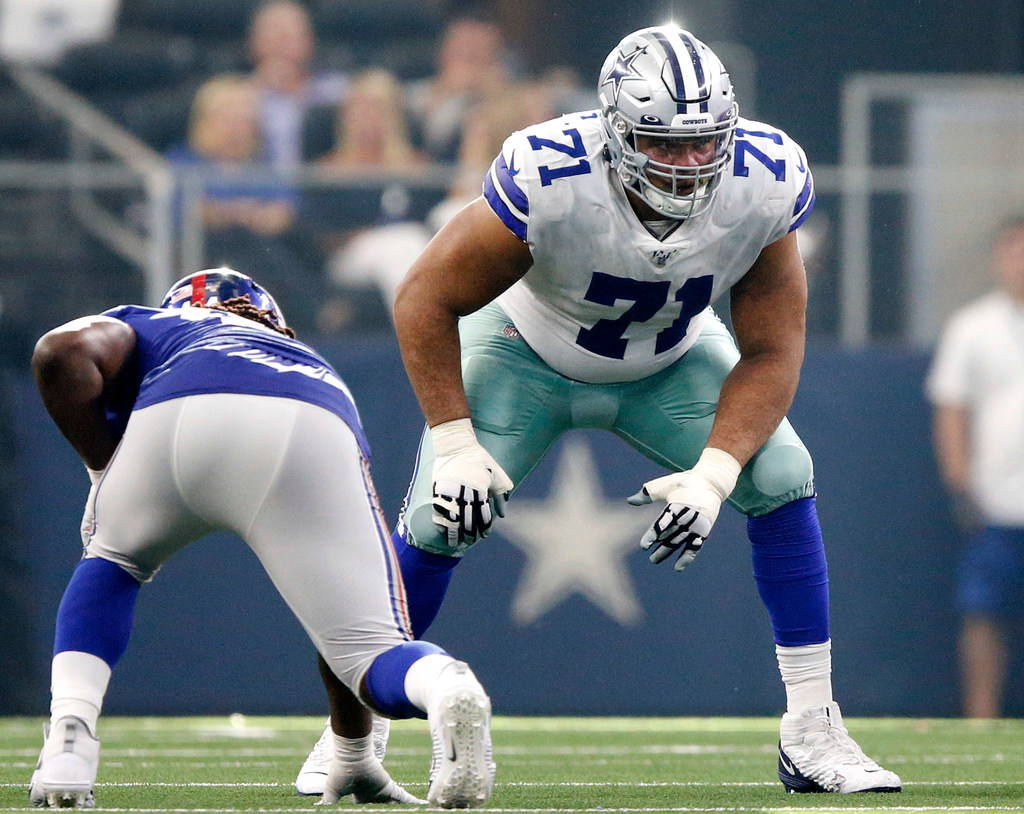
363,641 -> 447,719
750,443 -> 814,497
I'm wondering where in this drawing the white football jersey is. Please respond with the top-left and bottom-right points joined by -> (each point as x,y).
484,110 -> 814,383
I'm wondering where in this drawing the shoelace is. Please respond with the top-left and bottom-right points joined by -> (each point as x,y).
305,728 -> 333,769
802,722 -> 880,769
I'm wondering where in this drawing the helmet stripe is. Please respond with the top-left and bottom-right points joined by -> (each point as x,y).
678,32 -> 710,114
649,30 -> 687,116
678,33 -> 707,93
652,30 -> 710,115
190,273 -> 206,305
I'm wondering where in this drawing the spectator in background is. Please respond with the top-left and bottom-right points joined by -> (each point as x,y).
926,215 -> 1024,718
316,68 -> 432,333
166,74 -> 324,333
424,68 -> 573,233
247,0 -> 348,169
320,68 -> 426,172
405,16 -> 513,164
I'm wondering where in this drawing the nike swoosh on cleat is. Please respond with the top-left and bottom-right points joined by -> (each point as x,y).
779,752 -> 796,775
446,737 -> 457,762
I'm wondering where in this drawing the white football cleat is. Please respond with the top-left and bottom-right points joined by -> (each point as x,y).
294,723 -> 332,796
778,702 -> 901,793
295,716 -> 390,795
28,717 -> 99,808
426,661 -> 495,809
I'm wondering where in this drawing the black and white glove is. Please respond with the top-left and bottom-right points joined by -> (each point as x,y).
430,418 -> 514,547
627,448 -> 741,572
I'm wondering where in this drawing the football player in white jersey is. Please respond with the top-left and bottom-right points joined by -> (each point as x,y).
295,24 -> 901,795
29,269 -> 495,809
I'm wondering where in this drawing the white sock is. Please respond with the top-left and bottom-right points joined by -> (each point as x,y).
776,640 -> 833,714
50,651 -> 111,734
402,653 -> 459,712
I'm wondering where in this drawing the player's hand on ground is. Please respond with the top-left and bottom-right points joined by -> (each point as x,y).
430,418 -> 513,547
627,449 -> 741,572
317,755 -> 426,805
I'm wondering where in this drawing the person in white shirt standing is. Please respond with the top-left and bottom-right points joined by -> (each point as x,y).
927,216 -> 1024,718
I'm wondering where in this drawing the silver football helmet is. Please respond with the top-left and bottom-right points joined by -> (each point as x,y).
599,25 -> 738,220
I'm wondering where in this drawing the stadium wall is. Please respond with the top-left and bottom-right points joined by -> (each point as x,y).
9,339 -> 1019,718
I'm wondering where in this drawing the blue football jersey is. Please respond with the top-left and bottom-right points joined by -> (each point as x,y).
103,304 -> 369,457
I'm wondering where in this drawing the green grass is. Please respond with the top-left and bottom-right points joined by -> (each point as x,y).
2,715 -> 1023,812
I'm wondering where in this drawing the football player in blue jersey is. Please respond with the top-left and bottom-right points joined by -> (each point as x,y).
296,24 -> 903,796
28,268 -> 495,809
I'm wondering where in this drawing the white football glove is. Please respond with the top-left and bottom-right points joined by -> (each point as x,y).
317,754 -> 425,805
430,418 -> 514,548
627,448 -> 741,571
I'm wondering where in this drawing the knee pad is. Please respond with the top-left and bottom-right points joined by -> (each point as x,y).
406,502 -> 473,556
750,443 -> 814,497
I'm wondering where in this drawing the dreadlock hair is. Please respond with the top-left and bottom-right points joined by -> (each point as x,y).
209,295 -> 296,338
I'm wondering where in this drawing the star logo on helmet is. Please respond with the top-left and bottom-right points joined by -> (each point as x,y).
602,45 -> 646,104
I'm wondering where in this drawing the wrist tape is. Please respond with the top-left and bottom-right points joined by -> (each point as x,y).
691,447 -> 741,501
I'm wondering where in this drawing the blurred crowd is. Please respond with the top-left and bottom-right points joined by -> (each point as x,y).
0,0 -> 596,341
150,0 -> 593,336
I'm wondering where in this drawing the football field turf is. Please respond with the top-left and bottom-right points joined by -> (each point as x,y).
2,715 -> 1022,812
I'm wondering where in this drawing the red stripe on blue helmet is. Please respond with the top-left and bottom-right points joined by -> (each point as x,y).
190,273 -> 206,305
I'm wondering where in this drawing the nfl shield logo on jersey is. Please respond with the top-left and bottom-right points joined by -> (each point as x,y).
650,249 -> 678,267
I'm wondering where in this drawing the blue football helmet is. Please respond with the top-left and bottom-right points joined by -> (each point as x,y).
598,25 -> 738,220
160,267 -> 287,328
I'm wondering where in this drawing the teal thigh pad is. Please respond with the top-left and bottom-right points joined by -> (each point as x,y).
403,304 -> 570,556
612,314 -> 815,517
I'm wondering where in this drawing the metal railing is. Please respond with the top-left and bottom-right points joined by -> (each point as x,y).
9,64 -> 1024,347
838,72 -> 1024,347
7,64 -> 175,306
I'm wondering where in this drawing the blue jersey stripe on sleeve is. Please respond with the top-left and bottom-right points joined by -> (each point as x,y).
493,151 -> 529,216
789,169 -> 815,232
483,165 -> 528,241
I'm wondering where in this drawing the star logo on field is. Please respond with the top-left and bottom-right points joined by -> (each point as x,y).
497,437 -> 650,626
601,45 -> 646,104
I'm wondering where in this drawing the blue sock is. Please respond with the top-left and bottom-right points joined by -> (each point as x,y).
53,557 -> 141,667
747,497 -> 829,646
395,529 -> 460,638
364,641 -> 447,719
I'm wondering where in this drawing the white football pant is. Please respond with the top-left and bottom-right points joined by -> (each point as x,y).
82,393 -> 411,692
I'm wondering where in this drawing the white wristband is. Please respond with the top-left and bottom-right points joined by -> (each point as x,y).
691,448 -> 741,501
430,418 -> 478,457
